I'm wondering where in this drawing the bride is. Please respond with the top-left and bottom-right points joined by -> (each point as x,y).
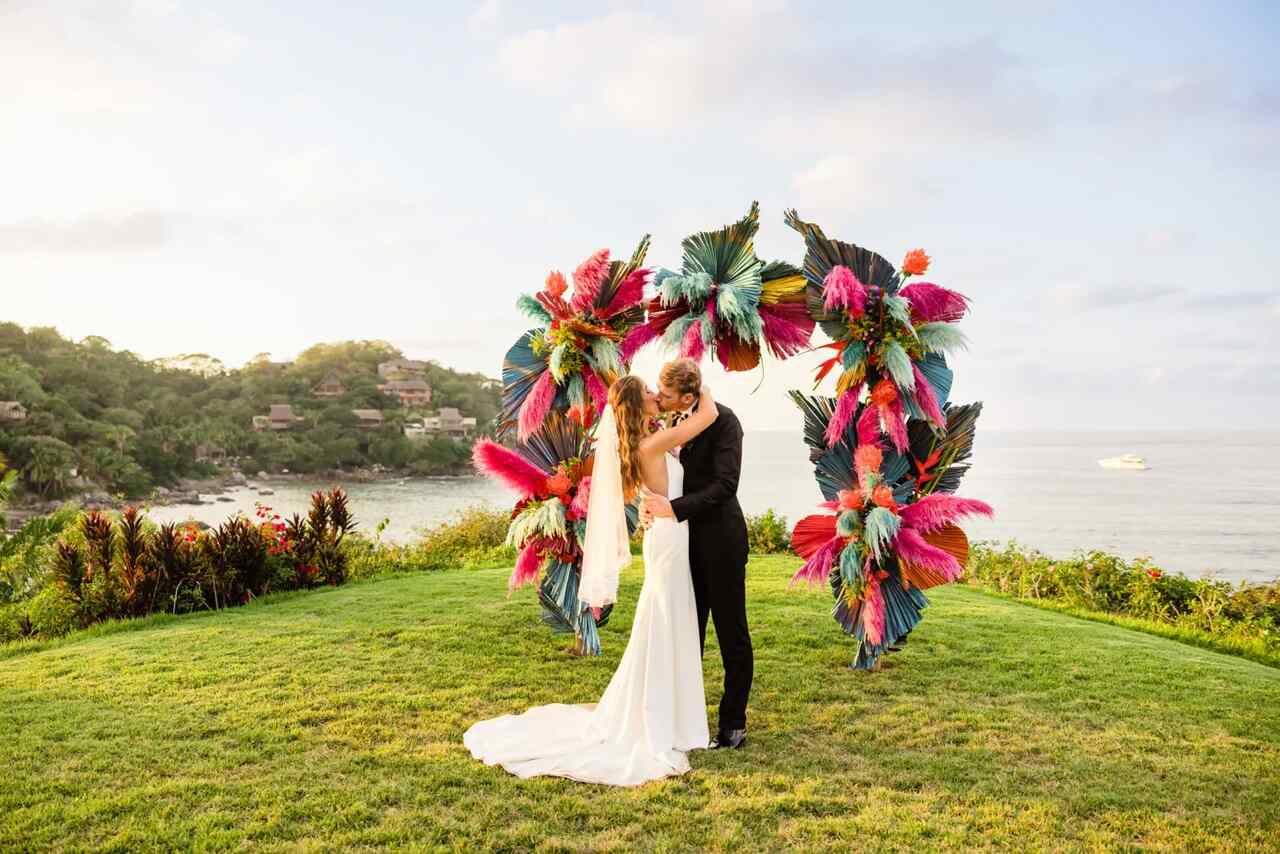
463,374 -> 719,786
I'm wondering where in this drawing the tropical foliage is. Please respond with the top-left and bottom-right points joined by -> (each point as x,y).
785,210 -> 967,451
621,202 -> 813,370
781,217 -> 991,669
788,393 -> 992,668
482,236 -> 658,655
0,489 -> 356,642
502,239 -> 651,441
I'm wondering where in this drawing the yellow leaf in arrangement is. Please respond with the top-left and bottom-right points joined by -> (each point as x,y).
835,363 -> 866,394
760,274 -> 807,304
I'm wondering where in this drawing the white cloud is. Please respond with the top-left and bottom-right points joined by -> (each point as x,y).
467,0 -> 501,36
495,8 -> 791,130
0,213 -> 172,254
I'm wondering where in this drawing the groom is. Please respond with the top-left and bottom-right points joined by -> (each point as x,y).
642,358 -> 752,750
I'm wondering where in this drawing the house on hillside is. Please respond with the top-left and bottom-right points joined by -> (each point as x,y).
437,407 -> 477,438
351,409 -> 384,429
313,372 -> 346,398
378,377 -> 432,407
378,358 -> 429,380
252,403 -> 303,431
0,401 -> 27,422
411,407 -> 477,440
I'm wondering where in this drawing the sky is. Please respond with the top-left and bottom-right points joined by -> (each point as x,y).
2,0 -> 1278,430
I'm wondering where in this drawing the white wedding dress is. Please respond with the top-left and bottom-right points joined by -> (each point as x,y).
464,454 -> 709,786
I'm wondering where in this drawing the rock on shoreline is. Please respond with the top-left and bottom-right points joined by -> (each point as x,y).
1,466 -> 469,530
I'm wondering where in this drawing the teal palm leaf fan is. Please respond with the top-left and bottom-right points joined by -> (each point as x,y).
621,202 -> 814,370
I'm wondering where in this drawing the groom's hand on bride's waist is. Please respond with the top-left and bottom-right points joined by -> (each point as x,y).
642,493 -> 675,520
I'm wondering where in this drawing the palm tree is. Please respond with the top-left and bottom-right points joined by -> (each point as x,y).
23,437 -> 76,498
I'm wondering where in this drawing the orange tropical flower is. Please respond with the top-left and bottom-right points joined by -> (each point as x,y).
872,484 -> 897,510
838,488 -> 863,510
544,472 -> 572,497
902,248 -> 930,276
870,378 -> 898,407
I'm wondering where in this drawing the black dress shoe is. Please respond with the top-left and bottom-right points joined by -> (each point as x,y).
709,728 -> 747,750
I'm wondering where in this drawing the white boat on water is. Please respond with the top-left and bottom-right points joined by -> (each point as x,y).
1098,454 -> 1149,470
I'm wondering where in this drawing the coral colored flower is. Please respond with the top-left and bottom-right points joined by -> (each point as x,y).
838,488 -> 864,510
1146,568 -> 1162,580
870,378 -> 898,407
545,472 -> 572,497
872,484 -> 897,510
854,444 -> 883,478
902,248 -> 931,276
545,270 -> 568,298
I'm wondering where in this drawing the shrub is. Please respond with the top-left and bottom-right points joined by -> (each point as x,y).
746,509 -> 791,554
966,541 -> 1280,662
0,506 -> 77,605
407,505 -> 515,571
11,488 -> 360,642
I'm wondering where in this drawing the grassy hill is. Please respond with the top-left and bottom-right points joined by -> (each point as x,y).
2,557 -> 1278,851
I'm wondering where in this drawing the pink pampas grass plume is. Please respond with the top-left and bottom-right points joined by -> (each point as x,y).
761,307 -> 814,359
571,249 -> 611,312
861,575 -> 886,646
509,542 -> 544,592
884,397 -> 910,452
569,476 -> 591,518
680,318 -> 706,361
856,404 -> 881,448
790,535 -> 843,588
584,366 -> 609,414
893,527 -> 964,583
599,267 -> 649,319
822,265 -> 867,315
517,370 -> 557,443
620,323 -> 659,363
911,362 -> 945,426
824,384 -> 865,448
472,439 -> 548,498
899,282 -> 969,323
898,494 -> 994,535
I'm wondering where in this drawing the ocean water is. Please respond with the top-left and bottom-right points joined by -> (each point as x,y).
147,430 -> 1280,584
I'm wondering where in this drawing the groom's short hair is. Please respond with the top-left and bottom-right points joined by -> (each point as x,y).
660,358 -> 701,396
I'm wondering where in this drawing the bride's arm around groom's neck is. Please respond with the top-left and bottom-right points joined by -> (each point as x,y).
669,405 -> 742,524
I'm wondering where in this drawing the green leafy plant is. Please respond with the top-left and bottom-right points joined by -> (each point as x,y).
746,509 -> 791,554
966,541 -> 1280,662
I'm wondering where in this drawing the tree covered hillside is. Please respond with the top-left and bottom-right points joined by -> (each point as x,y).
0,324 -> 499,499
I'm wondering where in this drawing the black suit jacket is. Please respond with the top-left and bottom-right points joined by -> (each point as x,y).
671,403 -> 749,566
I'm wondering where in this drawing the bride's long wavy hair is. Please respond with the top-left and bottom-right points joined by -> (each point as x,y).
608,375 -> 649,502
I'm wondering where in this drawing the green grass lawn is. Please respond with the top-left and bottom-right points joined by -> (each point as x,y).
3,557 -> 1279,852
